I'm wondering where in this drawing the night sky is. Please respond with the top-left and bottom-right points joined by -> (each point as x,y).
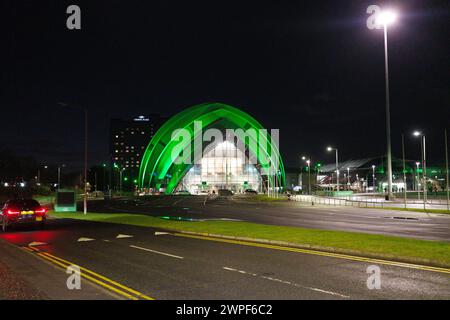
1,0 -> 449,171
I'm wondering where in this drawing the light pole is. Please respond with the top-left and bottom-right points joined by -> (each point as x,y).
445,129 -> 449,211
375,10 -> 397,200
327,147 -> 339,192
302,156 -> 312,195
416,162 -> 421,200
401,134 -> 407,208
306,160 -> 311,195
372,165 -> 376,193
347,167 -> 350,190
58,102 -> 88,214
57,164 -> 66,190
414,131 -> 427,210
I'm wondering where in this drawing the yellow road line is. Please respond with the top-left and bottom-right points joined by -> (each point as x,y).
173,233 -> 450,275
25,246 -> 154,300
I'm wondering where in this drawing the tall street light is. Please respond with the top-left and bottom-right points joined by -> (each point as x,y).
413,131 -> 427,210
57,164 -> 66,190
376,9 -> 397,200
347,167 -> 350,190
302,156 -> 312,195
415,162 -> 421,200
372,165 -> 376,192
327,147 -> 339,191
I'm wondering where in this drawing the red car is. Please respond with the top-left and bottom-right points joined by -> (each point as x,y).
0,199 -> 47,232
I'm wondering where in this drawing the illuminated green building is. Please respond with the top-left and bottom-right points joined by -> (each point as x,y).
138,103 -> 285,194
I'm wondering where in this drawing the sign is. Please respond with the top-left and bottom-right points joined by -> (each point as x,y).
54,190 -> 77,212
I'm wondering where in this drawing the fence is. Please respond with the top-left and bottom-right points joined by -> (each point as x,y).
291,194 -> 449,210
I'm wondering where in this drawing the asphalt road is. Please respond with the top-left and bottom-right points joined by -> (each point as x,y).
0,218 -> 448,300
88,195 -> 450,241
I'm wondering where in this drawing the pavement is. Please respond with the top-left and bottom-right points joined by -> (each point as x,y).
88,195 -> 450,241
0,217 -> 449,300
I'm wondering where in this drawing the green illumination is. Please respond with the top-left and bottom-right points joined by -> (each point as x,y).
138,102 -> 286,194
124,177 -> 128,181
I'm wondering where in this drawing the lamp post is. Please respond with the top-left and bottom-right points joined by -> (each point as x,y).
306,160 -> 311,195
416,162 -> 421,200
376,10 -> 397,200
347,167 -> 350,190
372,165 -> 376,193
57,164 -> 66,190
401,134 -> 407,208
414,131 -> 427,210
445,129 -> 449,211
302,156 -> 312,195
327,147 -> 339,191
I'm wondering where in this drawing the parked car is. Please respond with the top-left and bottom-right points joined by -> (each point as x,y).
244,189 -> 258,194
174,190 -> 190,195
0,199 -> 47,232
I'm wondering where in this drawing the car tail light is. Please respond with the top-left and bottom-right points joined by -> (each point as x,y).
6,209 -> 20,215
34,207 -> 47,216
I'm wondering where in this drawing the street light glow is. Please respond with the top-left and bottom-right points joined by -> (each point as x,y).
413,131 -> 421,137
327,146 -> 333,151
376,10 -> 397,26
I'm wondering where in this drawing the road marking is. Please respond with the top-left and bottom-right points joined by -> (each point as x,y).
129,245 -> 184,259
223,266 -> 349,298
174,233 -> 450,275
77,237 -> 95,242
25,246 -> 153,300
29,241 -> 47,247
155,232 -> 170,236
116,234 -> 133,239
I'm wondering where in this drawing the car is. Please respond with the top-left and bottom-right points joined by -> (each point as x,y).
218,189 -> 234,196
0,199 -> 47,232
174,190 -> 190,195
244,189 -> 258,194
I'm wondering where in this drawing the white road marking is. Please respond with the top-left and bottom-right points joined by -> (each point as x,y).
222,266 -> 350,298
28,241 -> 47,247
129,245 -> 184,259
116,234 -> 133,239
77,237 -> 95,242
154,232 -> 170,236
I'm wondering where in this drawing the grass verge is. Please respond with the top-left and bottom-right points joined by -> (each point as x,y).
51,211 -> 450,267
373,207 -> 450,215
242,195 -> 288,202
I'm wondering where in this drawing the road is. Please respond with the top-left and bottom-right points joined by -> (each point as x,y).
88,195 -> 450,241
0,217 -> 448,300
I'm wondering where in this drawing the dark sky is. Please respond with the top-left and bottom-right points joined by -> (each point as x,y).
1,0 -> 449,171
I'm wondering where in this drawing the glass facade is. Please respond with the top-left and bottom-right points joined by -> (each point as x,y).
179,141 -> 262,194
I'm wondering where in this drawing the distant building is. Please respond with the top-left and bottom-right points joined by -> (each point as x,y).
109,115 -> 167,185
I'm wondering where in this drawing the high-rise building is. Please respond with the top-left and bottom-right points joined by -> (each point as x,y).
109,114 -> 167,185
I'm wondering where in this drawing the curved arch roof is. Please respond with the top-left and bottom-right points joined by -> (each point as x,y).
138,102 -> 285,193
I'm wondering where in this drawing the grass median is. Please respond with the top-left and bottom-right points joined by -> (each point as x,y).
51,211 -> 450,267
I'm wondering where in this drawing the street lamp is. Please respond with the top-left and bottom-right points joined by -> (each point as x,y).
347,167 -> 350,189
327,147 -> 339,191
57,164 -> 66,190
306,159 -> 311,195
413,131 -> 427,210
372,165 -> 376,193
374,9 -> 397,200
415,162 -> 421,200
